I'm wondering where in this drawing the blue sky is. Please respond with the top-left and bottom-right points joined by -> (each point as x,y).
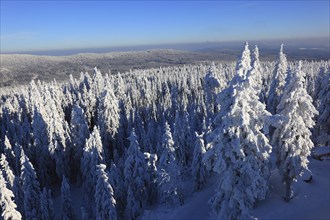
1,1 -> 329,52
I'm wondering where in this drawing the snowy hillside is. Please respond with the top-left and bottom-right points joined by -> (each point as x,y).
0,43 -> 329,220
0,50 -> 212,88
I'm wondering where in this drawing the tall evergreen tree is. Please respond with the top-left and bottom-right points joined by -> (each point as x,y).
40,188 -> 54,220
31,106 -> 53,186
108,162 -> 125,218
95,164 -> 117,220
144,152 -> 158,204
249,45 -> 263,96
0,153 -> 15,190
69,105 -> 90,182
12,146 -> 24,214
191,132 -> 207,190
0,169 -> 22,220
20,154 -> 41,220
204,43 -> 272,219
172,112 -> 193,167
2,136 -> 15,169
124,130 -> 148,219
314,72 -> 330,146
159,122 -> 176,169
272,61 -> 318,201
81,126 -> 104,215
235,41 -> 251,81
61,176 -> 75,220
158,122 -> 183,205
267,44 -> 288,114
97,88 -> 120,162
204,63 -> 221,123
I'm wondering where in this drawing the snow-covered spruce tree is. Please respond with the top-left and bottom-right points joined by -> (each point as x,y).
160,82 -> 172,121
205,42 -> 252,150
204,62 -> 221,124
20,107 -> 32,152
95,164 -> 117,220
209,42 -> 253,133
204,43 -> 272,219
144,152 -> 158,204
61,175 -> 75,220
109,162 -> 125,218
235,41 -> 251,81
124,130 -> 148,219
172,111 -> 194,167
1,152 -> 23,215
158,121 -> 183,205
132,109 -> 148,152
0,153 -> 15,190
32,82 -> 71,182
69,105 -> 90,183
49,140 -> 67,183
173,111 -> 184,164
50,121 -> 71,182
12,177 -> 24,217
314,72 -> 330,146
141,119 -> 154,154
2,136 -> 16,170
40,187 -> 54,220
191,132 -> 207,191
31,106 -> 53,186
0,169 -> 22,220
91,67 -> 105,99
249,45 -> 263,96
78,72 -> 97,129
114,73 -> 126,101
81,126 -> 105,215
0,96 -> 25,153
12,145 -> 24,214
272,61 -> 318,201
13,143 -> 22,175
115,74 -> 130,155
20,154 -> 41,220
97,88 -> 120,162
158,122 -> 176,169
267,44 -> 288,114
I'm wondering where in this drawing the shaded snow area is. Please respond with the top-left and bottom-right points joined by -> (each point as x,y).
141,175 -> 218,220
52,183 -> 84,220
141,159 -> 329,220
312,146 -> 330,161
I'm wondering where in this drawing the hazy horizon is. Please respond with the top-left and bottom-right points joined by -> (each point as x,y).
1,36 -> 329,56
1,1 -> 329,53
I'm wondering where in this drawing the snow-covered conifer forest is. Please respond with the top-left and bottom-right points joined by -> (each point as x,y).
0,43 -> 329,219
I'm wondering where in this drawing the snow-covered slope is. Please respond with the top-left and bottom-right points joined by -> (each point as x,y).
253,159 -> 330,220
141,158 -> 329,220
141,175 -> 217,220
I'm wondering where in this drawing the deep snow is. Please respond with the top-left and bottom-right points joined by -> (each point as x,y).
140,158 -> 329,220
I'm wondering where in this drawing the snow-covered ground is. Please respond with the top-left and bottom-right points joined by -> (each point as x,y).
141,158 -> 329,220
253,159 -> 330,220
141,175 -> 218,220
